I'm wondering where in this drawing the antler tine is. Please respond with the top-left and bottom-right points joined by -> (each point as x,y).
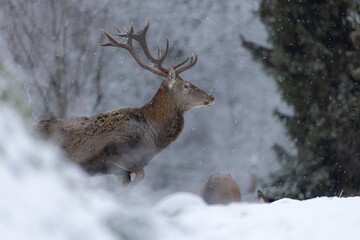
130,22 -> 169,73
175,54 -> 198,74
101,29 -> 126,48
102,28 -> 167,77
115,24 -> 121,33
157,44 -> 161,59
157,38 -> 169,62
173,56 -> 191,70
105,19 -> 170,75
102,19 -> 197,77
101,19 -> 169,77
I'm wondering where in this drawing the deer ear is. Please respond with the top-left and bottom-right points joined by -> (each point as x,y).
168,67 -> 176,88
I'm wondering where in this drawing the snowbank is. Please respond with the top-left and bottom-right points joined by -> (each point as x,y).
0,104 -> 162,240
155,193 -> 360,240
1,104 -> 359,240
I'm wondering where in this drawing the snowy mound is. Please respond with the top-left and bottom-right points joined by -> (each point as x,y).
0,105 -> 160,240
1,104 -> 360,240
155,193 -> 360,240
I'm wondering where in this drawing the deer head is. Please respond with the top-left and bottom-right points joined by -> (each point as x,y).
164,67 -> 214,111
101,18 -> 214,112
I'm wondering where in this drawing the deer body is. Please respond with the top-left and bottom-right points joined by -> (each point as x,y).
35,19 -> 214,186
200,173 -> 241,205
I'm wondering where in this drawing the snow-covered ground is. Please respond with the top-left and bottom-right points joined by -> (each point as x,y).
1,103 -> 359,240
155,194 -> 360,240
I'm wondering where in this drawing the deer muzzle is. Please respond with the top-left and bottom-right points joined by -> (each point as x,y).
204,94 -> 215,106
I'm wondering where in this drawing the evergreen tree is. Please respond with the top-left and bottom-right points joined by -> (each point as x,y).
242,0 -> 360,199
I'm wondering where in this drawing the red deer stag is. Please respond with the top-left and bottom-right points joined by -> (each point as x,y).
200,173 -> 241,205
35,19 -> 214,187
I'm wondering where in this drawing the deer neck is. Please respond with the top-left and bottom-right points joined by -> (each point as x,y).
142,85 -> 184,148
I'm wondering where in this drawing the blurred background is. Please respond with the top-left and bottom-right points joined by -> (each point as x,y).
1,0 -> 358,200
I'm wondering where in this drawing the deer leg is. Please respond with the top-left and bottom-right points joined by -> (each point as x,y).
108,161 -> 145,187
117,171 -> 132,185
106,160 -> 132,186
128,169 -> 145,187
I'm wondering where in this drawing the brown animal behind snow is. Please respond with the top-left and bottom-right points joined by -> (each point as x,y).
35,19 -> 214,187
257,190 -> 285,203
200,173 -> 241,205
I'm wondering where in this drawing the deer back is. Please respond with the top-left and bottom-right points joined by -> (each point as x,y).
35,109 -> 151,160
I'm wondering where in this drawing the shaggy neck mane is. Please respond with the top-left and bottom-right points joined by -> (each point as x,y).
142,85 -> 184,148
143,85 -> 179,124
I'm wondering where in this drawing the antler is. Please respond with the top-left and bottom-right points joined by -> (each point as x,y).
101,18 -> 197,77
174,53 -> 198,74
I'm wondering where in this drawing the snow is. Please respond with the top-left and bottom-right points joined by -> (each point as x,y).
0,105 -> 117,240
156,193 -> 360,240
1,104 -> 359,240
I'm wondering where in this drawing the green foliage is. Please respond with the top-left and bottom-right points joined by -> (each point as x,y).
243,0 -> 360,199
